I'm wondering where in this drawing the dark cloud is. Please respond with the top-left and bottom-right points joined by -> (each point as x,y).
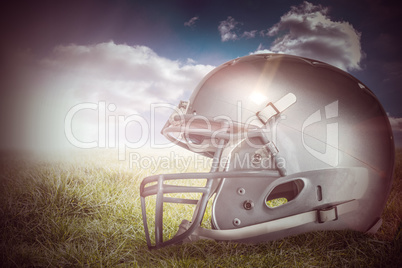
218,16 -> 261,42
218,16 -> 240,42
184,16 -> 199,27
242,30 -> 258,39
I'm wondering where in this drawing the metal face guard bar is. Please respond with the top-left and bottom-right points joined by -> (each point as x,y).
140,169 -> 281,249
140,170 -> 362,249
141,112 -> 289,249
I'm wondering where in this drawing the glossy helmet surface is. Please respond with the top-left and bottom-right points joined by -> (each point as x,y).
140,53 -> 394,249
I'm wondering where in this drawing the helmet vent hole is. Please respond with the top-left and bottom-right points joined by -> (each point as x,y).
317,185 -> 322,201
265,179 -> 304,208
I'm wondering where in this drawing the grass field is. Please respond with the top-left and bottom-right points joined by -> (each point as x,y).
0,148 -> 401,267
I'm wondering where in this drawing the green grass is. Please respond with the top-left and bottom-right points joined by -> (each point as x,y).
0,149 -> 401,267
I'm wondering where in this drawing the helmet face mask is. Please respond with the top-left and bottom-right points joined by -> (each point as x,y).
140,54 -> 394,249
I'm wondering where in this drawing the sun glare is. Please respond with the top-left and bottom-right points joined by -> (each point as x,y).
249,91 -> 268,105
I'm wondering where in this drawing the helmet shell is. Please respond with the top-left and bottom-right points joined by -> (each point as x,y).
184,54 -> 394,236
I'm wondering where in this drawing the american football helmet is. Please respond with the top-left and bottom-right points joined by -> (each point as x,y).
140,53 -> 394,249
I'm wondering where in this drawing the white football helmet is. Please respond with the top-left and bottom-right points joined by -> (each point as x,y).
140,54 -> 394,249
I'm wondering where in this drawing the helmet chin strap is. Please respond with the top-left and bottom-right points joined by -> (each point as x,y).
175,199 -> 364,242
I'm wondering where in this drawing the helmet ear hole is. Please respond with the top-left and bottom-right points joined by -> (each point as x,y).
266,197 -> 288,208
266,179 -> 304,208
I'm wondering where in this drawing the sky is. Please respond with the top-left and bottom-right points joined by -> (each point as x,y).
0,0 -> 401,154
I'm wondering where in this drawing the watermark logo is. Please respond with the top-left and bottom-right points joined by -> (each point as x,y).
128,151 -> 286,173
129,151 -> 212,173
63,101 -> 273,160
64,99 -> 340,168
64,102 -> 181,160
301,100 -> 339,167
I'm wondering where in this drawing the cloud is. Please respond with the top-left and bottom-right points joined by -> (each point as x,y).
218,16 -> 260,42
389,116 -> 402,132
218,16 -> 240,42
256,1 -> 364,71
242,30 -> 258,39
253,43 -> 274,54
184,16 -> 199,27
389,116 -> 402,147
40,41 -> 213,112
3,41 -> 215,150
